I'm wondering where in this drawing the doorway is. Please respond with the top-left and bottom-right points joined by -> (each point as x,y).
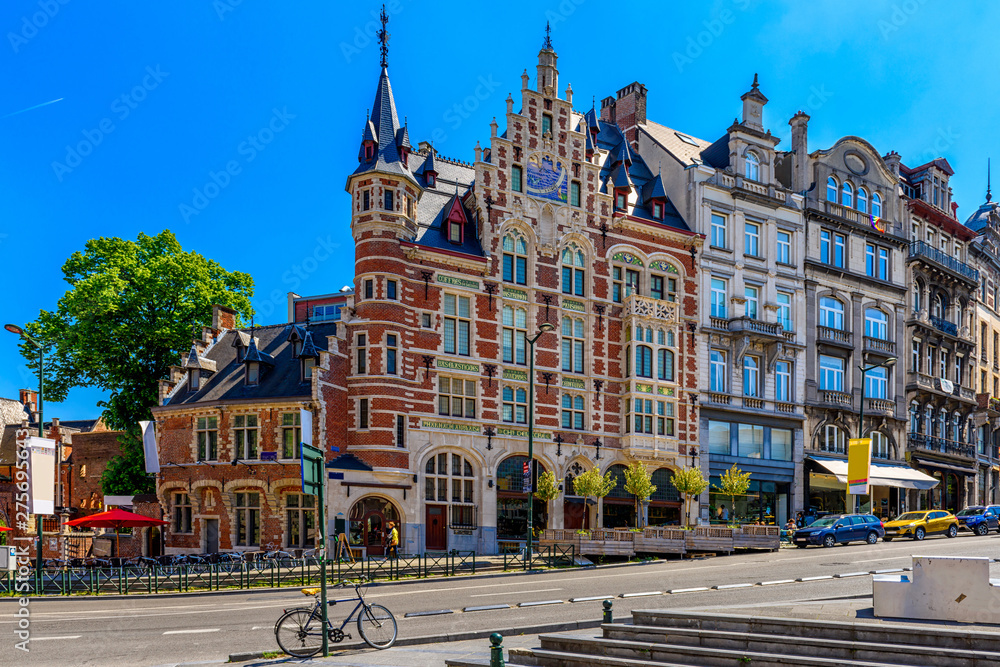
204,519 -> 219,553
146,526 -> 163,557
425,505 -> 447,551
348,496 -> 401,558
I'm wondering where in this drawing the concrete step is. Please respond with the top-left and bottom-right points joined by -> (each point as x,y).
604,623 -> 996,667
532,632 -> 905,667
631,609 -> 1000,653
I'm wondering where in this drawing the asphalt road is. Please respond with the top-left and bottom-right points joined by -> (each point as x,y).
8,531 -> 1000,667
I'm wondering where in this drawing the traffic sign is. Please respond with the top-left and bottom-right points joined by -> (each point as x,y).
301,443 -> 324,496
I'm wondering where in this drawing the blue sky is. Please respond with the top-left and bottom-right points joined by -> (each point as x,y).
1,0 -> 998,420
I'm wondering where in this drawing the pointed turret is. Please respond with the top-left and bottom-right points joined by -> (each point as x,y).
536,22 -> 559,94
613,140 -> 634,167
741,73 -> 768,132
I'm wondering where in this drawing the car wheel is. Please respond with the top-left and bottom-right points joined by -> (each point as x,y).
823,534 -> 836,548
866,531 -> 878,545
883,537 -> 893,542
947,524 -> 958,538
914,527 -> 925,541
976,523 -> 988,536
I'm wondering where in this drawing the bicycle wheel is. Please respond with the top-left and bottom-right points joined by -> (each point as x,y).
357,604 -> 397,649
275,608 -> 324,658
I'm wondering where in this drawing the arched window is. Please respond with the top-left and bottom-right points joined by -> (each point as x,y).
933,293 -> 945,319
841,181 -> 854,208
561,393 -> 585,430
857,187 -> 868,213
870,431 -> 889,459
503,306 -> 527,365
745,151 -> 760,181
425,452 -> 476,528
872,192 -> 883,218
938,409 -> 947,439
650,468 -> 681,502
496,455 -> 547,494
822,425 -> 845,454
501,386 -> 527,423
636,345 -> 653,378
502,233 -> 528,285
924,405 -> 934,436
864,308 -> 888,340
657,348 -> 675,381
827,176 -> 838,202
820,297 -> 845,330
561,316 -> 585,374
496,455 -> 548,540
605,464 -> 630,499
561,245 -> 586,297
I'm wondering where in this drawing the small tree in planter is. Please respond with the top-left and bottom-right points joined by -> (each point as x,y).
671,467 -> 708,529
623,461 -> 656,529
572,467 -> 616,530
713,464 -> 751,527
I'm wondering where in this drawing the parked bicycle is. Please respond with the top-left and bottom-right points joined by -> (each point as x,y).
274,578 -> 396,657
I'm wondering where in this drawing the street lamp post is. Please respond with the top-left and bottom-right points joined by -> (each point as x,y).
525,322 -> 554,560
5,324 -> 45,586
853,356 -> 897,514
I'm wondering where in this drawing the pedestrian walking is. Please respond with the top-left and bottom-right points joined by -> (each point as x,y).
721,505 -> 729,522
385,521 -> 399,560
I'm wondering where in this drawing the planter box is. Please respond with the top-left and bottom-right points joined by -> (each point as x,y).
634,527 -> 686,555
733,525 -> 780,551
541,528 -> 635,557
684,526 -> 734,554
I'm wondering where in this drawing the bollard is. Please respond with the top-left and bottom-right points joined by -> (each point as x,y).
489,632 -> 505,667
603,599 -> 613,624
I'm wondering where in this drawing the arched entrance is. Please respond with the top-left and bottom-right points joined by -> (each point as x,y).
563,461 -> 590,530
602,464 -> 635,529
496,455 -> 548,543
648,468 -> 681,526
349,496 -> 400,557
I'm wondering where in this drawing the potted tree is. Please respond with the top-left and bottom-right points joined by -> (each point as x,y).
713,464 -> 751,528
623,461 -> 656,529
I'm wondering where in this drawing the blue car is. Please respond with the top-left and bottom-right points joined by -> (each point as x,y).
792,513 -> 885,548
955,505 -> 1000,535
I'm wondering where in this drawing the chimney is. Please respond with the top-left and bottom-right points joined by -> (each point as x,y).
599,96 -> 616,124
212,305 -> 237,332
19,388 -> 38,423
610,82 -> 647,148
789,111 -> 810,192
883,151 -> 901,177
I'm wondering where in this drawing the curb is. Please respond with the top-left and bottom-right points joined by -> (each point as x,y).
228,618 -> 605,663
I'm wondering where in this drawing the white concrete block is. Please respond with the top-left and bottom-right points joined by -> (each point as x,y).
873,555 -> 1000,623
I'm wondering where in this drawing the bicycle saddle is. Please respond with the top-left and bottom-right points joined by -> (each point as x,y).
301,587 -> 320,596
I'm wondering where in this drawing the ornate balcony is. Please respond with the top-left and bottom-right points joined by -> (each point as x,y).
623,293 -> 678,324
908,433 -> 975,460
708,316 -> 785,341
929,316 -> 958,337
909,240 -> 979,284
820,390 -> 852,407
867,398 -> 895,416
863,336 -> 896,356
743,397 -> 764,410
817,326 -> 852,347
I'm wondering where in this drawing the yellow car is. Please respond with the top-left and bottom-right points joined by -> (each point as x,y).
882,510 -> 959,541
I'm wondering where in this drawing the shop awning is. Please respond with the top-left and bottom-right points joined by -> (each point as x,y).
910,456 -> 977,477
808,456 -> 939,491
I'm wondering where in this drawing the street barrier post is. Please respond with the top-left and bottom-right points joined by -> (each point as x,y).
489,632 -> 505,667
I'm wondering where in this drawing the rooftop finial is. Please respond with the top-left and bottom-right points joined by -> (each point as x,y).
752,73 -> 759,90
543,21 -> 552,50
988,158 -> 993,203
377,4 -> 390,68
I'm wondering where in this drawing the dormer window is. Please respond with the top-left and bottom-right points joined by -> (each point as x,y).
652,201 -> 663,220
293,340 -> 303,357
745,151 -> 760,181
427,173 -> 435,187
616,192 -> 627,211
449,219 -> 462,244
189,371 -> 200,392
364,144 -> 374,160
246,361 -> 260,386
301,357 -> 316,381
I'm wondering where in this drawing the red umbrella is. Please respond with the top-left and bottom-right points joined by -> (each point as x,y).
65,508 -> 168,558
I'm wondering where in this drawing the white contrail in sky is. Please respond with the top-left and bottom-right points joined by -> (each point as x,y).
1,97 -> 64,118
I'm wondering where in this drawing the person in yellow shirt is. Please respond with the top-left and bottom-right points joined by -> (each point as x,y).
386,521 -> 399,560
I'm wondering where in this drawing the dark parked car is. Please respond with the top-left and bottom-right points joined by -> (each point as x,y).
955,505 -> 1000,535
792,513 -> 884,548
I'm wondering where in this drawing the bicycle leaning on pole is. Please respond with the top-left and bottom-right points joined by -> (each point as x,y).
274,577 -> 397,657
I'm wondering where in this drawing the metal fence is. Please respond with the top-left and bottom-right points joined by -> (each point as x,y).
502,545 -> 576,571
1,552 -> 478,596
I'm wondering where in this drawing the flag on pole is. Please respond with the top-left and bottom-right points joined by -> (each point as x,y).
140,420 -> 160,473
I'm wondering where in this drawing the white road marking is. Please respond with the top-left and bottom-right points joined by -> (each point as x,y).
621,591 -> 663,597
470,587 -> 562,598
163,628 -> 220,635
31,635 -> 81,641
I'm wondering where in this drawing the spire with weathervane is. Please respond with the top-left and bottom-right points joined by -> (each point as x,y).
536,21 -> 559,95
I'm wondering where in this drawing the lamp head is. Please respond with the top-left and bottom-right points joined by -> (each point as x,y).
4,324 -> 24,335
883,357 -> 897,367
538,322 -> 555,334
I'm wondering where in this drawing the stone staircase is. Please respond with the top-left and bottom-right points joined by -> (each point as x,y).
447,610 -> 1000,667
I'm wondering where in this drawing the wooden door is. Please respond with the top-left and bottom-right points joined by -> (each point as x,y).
426,505 -> 447,551
362,511 -> 385,556
205,519 -> 219,553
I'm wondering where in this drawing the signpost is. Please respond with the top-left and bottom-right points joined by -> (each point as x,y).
300,442 -> 328,657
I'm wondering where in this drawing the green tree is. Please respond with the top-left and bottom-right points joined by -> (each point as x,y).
572,467 -> 616,530
623,461 -> 656,528
671,467 -> 708,529
713,464 -> 752,526
19,231 -> 253,495
533,470 -> 561,505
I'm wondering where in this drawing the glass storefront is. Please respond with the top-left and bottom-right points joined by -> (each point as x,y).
708,478 -> 789,526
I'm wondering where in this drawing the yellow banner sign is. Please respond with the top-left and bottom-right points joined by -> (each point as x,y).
847,437 -> 871,495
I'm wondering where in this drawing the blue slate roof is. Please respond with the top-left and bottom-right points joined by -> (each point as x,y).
409,151 -> 483,257
967,199 -> 999,233
351,67 -> 417,185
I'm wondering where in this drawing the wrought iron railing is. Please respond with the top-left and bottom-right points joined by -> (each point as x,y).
908,433 -> 975,459
909,241 -> 979,282
929,315 -> 958,337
